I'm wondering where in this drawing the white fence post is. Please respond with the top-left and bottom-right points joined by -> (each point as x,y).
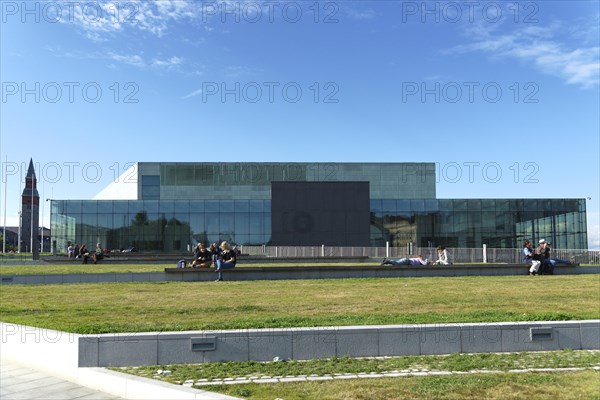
483,244 -> 487,263
321,244 -> 325,257
386,241 -> 389,258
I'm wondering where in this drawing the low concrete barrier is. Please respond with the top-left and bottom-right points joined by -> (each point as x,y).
2,321 -> 598,368
1,264 -> 598,285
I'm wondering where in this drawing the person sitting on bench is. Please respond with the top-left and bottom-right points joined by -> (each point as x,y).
92,243 -> 105,264
215,241 -> 237,281
191,242 -> 213,268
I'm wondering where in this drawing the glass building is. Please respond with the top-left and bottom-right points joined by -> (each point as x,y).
50,163 -> 588,251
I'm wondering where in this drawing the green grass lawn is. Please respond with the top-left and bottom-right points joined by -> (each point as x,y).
118,350 -> 600,382
207,370 -> 600,399
1,275 -> 598,334
0,262 -> 380,275
116,350 -> 600,399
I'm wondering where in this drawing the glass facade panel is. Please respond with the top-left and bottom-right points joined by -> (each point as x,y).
205,201 -> 219,213
220,201 -> 234,213
248,200 -> 263,212
66,201 -> 81,213
160,201 -> 174,213
129,202 -> 144,214
144,200 -> 159,213
113,201 -> 128,213
410,200 -> 424,212
370,200 -> 382,213
235,213 -> 249,234
97,202 -> 112,213
382,200 -> 396,214
190,200 -> 205,212
142,186 -> 160,200
205,213 -> 219,234
249,213 -> 264,235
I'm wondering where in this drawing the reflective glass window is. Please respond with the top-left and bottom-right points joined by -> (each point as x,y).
142,186 -> 160,199
370,200 -> 382,213
205,201 -> 219,212
190,200 -> 204,212
495,200 -> 509,212
249,213 -> 263,235
142,175 -> 160,186
382,200 -> 396,214
396,199 -> 411,211
453,199 -> 467,211
174,201 -> 189,213
220,213 -> 234,233
113,201 -> 128,213
481,200 -> 494,211
248,200 -> 263,212
129,201 -> 144,214
160,201 -> 174,213
468,200 -> 481,212
424,199 -> 438,212
524,200 -> 537,212
143,200 -> 159,213
82,201 -> 97,213
98,214 -> 112,229
66,201 -> 82,213
235,213 -> 249,234
190,214 -> 205,234
438,200 -> 452,211
234,200 -> 249,212
97,202 -> 112,213
206,213 -> 219,234
220,200 -> 234,213
411,200 -> 425,212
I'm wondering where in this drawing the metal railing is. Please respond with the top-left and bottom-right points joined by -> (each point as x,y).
239,245 -> 600,264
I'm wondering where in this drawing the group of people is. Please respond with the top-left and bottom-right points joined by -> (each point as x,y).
522,238 -> 571,275
381,245 -> 450,266
188,241 -> 237,281
67,242 -> 105,264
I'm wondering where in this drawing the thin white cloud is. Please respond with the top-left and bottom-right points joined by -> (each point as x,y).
448,18 -> 600,89
181,88 -> 203,100
108,52 -> 146,68
106,52 -> 184,70
151,56 -> 184,68
62,0 -> 199,39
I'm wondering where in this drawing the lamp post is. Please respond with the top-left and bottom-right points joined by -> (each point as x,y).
44,198 -> 52,253
41,196 -> 45,253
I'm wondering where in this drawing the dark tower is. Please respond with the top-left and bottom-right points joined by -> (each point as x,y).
20,159 -> 40,258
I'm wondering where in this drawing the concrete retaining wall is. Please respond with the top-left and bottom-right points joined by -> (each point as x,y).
76,321 -> 600,367
1,264 -> 598,285
3,321 -> 599,368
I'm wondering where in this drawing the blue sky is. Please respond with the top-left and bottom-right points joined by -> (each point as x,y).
1,0 -> 599,248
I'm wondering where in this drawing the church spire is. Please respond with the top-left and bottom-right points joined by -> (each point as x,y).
20,158 -> 40,257
22,158 -> 39,201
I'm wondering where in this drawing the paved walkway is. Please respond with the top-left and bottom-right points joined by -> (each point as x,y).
0,362 -> 121,400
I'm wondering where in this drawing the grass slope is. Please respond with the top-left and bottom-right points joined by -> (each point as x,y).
1,275 -> 598,334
